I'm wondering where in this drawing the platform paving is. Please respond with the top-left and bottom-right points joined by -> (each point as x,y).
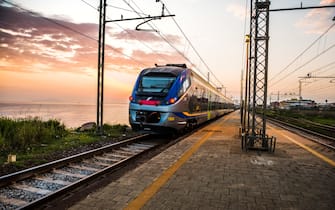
69,111 -> 335,210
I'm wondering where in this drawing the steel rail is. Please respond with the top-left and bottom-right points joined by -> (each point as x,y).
0,134 -> 158,209
19,136 -> 156,209
0,113 -> 234,209
0,134 -> 149,188
267,117 -> 335,150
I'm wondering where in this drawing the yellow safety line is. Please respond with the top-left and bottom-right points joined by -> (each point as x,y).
124,116 -> 231,210
270,126 -> 335,167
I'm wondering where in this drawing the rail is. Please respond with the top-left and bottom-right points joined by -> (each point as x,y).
267,117 -> 335,150
0,134 -> 158,209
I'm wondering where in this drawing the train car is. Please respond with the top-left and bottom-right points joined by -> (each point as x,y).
129,64 -> 234,134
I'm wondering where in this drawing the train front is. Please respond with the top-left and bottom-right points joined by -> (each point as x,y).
129,65 -> 189,134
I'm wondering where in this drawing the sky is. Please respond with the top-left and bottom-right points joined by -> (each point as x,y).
0,0 -> 335,104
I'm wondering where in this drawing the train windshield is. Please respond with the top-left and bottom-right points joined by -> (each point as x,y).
137,75 -> 176,95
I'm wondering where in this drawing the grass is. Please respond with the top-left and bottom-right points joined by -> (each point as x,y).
266,109 -> 335,126
0,117 -> 132,168
265,109 -> 335,137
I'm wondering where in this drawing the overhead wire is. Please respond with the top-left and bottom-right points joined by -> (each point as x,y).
122,0 -> 205,78
107,4 -> 148,16
3,0 -> 148,67
271,60 -> 335,99
79,0 -> 98,11
306,84 -> 335,94
112,22 -> 172,64
78,0 -> 170,65
270,42 -> 335,87
269,22 -> 335,82
317,66 -> 335,75
79,0 -> 149,16
310,60 -> 335,74
160,0 -> 224,87
109,1 -> 178,65
127,0 -> 227,89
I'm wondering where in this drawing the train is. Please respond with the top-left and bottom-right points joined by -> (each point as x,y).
129,64 -> 234,134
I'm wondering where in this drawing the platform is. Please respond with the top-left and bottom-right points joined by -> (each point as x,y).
69,111 -> 335,210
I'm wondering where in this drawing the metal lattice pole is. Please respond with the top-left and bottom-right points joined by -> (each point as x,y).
242,0 -> 275,152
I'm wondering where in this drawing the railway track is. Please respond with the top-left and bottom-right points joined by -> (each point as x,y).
267,117 -> 335,150
0,134 -> 161,209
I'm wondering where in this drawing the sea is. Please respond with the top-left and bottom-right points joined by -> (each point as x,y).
0,103 -> 130,128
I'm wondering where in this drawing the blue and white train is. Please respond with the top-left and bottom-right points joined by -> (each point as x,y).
129,64 -> 234,134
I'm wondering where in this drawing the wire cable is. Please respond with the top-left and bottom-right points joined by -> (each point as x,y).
126,0 -> 224,87
3,0 -> 148,66
159,0 -> 226,88
269,22 -> 335,82
270,42 -> 335,87
79,0 -> 98,11
310,61 -> 335,75
123,0 -> 203,77
78,0 -> 171,65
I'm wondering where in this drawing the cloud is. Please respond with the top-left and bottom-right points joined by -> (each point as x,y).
226,3 -> 248,21
321,0 -> 335,4
0,4 -> 100,74
0,4 -> 183,76
295,0 -> 335,34
112,29 -> 181,44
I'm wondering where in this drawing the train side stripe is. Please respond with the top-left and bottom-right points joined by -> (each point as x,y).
173,111 -> 208,119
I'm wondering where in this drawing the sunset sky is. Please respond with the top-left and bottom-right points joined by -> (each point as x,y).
0,0 -> 335,104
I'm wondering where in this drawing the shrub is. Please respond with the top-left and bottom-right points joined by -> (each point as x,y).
103,123 -> 128,136
0,117 -> 67,153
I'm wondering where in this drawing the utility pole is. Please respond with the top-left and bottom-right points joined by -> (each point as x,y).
96,0 -> 106,135
96,1 -> 174,134
242,35 -> 250,130
241,1 -> 335,152
242,0 -> 275,152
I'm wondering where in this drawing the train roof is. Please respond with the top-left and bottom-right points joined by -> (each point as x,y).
139,64 -> 233,103
140,65 -> 188,77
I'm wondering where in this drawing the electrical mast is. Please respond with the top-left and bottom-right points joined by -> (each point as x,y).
96,0 -> 106,135
96,0 -> 174,134
242,0 -> 276,152
241,1 -> 335,151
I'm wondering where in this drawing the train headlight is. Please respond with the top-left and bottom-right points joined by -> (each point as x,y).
129,96 -> 134,102
168,98 -> 176,104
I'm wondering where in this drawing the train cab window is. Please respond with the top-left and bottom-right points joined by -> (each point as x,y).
178,78 -> 191,97
138,75 -> 176,94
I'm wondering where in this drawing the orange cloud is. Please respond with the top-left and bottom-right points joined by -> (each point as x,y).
321,0 -> 335,4
0,4 -> 186,103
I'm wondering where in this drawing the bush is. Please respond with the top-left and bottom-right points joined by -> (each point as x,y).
0,117 -> 67,153
103,123 -> 128,136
